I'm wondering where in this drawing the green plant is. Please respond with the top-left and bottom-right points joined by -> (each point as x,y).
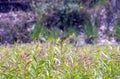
115,23 -> 120,41
32,23 -> 62,41
32,23 -> 79,42
96,0 -> 107,6
84,19 -> 98,39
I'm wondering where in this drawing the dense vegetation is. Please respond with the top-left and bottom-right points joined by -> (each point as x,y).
0,0 -> 120,79
31,0 -> 120,44
0,40 -> 120,78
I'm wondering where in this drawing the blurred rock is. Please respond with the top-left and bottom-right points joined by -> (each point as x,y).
0,0 -> 41,3
0,11 -> 36,44
76,32 -> 86,46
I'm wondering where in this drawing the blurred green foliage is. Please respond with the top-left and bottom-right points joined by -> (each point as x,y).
84,19 -> 98,39
115,23 -> 120,41
0,41 -> 120,78
31,0 -> 116,44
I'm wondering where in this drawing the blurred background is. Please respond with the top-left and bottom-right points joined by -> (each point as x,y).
0,0 -> 120,45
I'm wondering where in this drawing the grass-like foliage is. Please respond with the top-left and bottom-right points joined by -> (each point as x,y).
32,23 -> 79,42
115,23 -> 120,41
84,20 -> 98,39
0,40 -> 120,79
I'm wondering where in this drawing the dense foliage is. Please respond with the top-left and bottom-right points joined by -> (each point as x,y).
0,40 -> 120,78
32,0 -> 99,42
0,1 -> 120,79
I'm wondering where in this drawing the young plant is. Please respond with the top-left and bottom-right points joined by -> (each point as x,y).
84,19 -> 98,44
